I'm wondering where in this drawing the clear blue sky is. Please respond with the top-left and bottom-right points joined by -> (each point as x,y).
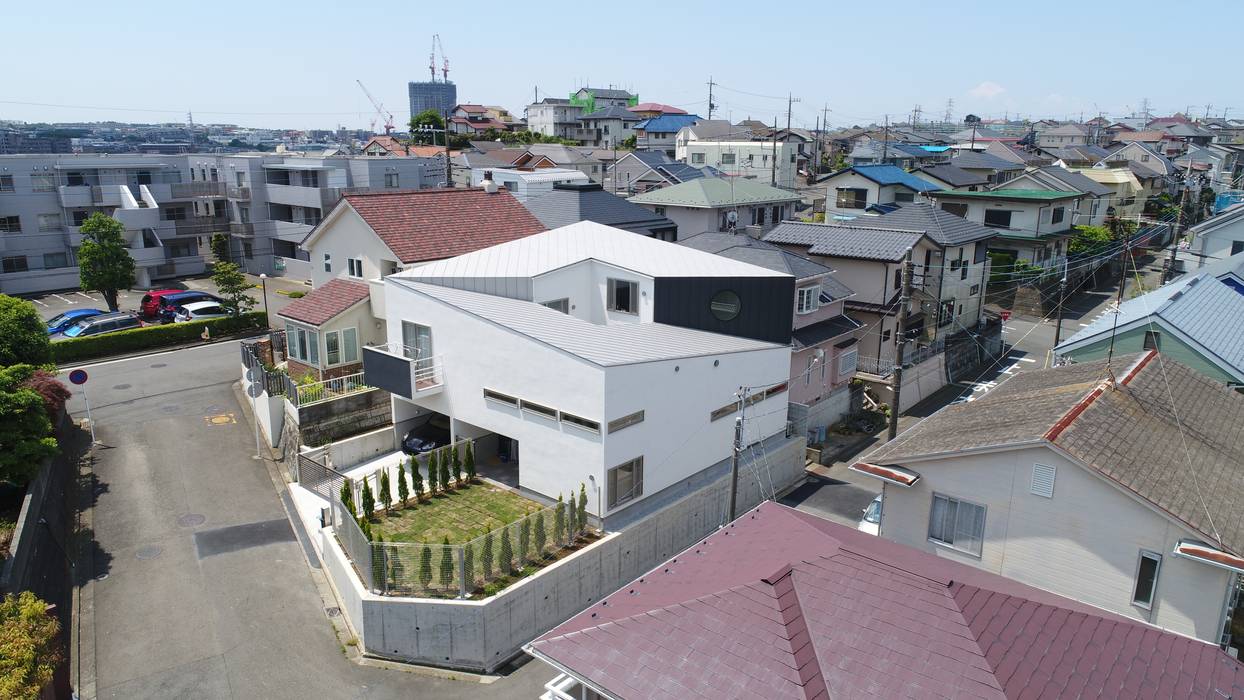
4,0 -> 1239,131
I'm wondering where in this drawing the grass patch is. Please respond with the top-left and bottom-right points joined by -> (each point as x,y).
370,484 -> 541,544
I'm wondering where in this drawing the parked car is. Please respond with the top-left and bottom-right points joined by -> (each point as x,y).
172,300 -> 231,322
400,414 -> 452,455
858,495 -> 882,536
46,308 -> 106,334
154,291 -> 223,322
139,289 -> 187,318
56,311 -> 144,340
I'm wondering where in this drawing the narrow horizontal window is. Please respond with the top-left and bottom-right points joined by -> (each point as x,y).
607,410 -> 645,433
710,401 -> 739,422
560,412 -> 599,433
520,399 -> 557,419
483,389 -> 519,407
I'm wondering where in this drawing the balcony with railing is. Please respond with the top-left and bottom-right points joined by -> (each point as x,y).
856,356 -> 894,378
226,185 -> 251,200
361,343 -> 443,400
172,213 -> 230,236
58,185 -> 93,208
170,181 -> 226,199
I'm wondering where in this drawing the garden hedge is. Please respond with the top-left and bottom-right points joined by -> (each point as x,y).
51,312 -> 267,364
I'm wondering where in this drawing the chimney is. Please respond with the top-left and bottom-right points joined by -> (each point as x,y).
481,170 -> 499,194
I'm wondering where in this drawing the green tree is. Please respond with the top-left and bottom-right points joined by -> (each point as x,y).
359,516 -> 373,541
418,545 -> 433,589
0,591 -> 63,700
426,451 -> 439,493
379,469 -> 392,514
396,459 -> 410,506
451,444 -> 462,486
76,213 -> 135,312
360,478 -> 375,521
553,494 -> 566,544
619,134 -> 637,149
0,365 -> 59,484
578,484 -> 588,535
1068,225 -> 1112,256
482,532 -> 494,579
409,109 -> 446,145
411,457 -> 425,500
462,543 -> 475,592
439,537 -> 454,589
565,488 -> 576,537
464,441 -> 476,483
209,233 -> 231,262
499,527 -> 514,575
0,296 -> 50,366
340,480 -> 356,519
438,448 -> 452,492
519,518 -> 530,565
210,261 -> 256,315
533,511 -> 547,558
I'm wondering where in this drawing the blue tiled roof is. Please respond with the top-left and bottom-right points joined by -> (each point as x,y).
849,164 -> 943,192
634,114 -> 702,133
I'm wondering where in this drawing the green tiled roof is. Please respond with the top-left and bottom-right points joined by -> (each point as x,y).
932,189 -> 1083,201
628,177 -> 802,208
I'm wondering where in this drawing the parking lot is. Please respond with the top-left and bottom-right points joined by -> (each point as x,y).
22,273 -> 308,328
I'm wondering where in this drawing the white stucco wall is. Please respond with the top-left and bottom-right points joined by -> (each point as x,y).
303,206 -> 402,288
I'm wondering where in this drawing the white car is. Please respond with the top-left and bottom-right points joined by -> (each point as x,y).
173,300 -> 231,322
858,495 -> 882,536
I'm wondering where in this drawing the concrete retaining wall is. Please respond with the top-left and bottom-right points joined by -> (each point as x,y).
298,389 -> 391,447
319,434 -> 807,672
301,425 -> 396,470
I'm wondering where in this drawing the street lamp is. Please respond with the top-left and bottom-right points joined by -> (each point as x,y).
258,273 -> 269,328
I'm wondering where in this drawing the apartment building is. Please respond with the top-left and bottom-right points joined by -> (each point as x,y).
0,152 -> 443,293
680,139 -> 802,190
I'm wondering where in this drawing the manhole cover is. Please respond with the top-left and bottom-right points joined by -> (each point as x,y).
150,363 -> 167,368
325,607 -> 341,618
177,514 -> 206,528
112,383 -> 132,390
135,545 -> 162,560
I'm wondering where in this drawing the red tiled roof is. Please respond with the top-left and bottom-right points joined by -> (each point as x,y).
455,104 -> 488,114
629,102 -> 688,115
528,503 -> 1244,699
363,136 -> 444,158
276,278 -> 370,326
449,116 -> 509,131
342,188 -> 546,264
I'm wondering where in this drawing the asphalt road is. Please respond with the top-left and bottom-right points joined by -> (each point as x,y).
63,341 -> 550,700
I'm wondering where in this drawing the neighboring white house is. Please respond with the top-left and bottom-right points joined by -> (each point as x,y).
468,167 -> 588,203
851,352 -> 1244,646
818,164 -> 943,217
362,221 -> 799,528
927,189 -> 1086,270
1190,202 -> 1244,266
1000,165 -> 1114,228
627,177 -> 802,239
1037,123 -> 1092,148
679,139 -> 802,190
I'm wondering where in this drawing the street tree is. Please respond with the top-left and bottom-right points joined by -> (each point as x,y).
0,295 -> 50,366
409,110 -> 445,145
76,213 -> 135,312
210,262 -> 256,315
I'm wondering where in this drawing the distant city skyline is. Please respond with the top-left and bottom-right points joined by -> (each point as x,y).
4,0 -> 1239,131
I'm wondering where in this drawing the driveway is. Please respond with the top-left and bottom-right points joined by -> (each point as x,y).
64,340 -> 549,699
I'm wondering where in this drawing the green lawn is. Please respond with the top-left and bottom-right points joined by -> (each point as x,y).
370,484 -> 542,544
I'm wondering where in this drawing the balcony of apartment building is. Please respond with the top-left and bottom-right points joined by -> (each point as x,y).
267,203 -> 323,241
170,180 -> 227,199
262,165 -> 341,211
361,341 -> 445,400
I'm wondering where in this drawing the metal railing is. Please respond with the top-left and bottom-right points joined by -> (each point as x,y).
226,185 -> 251,200
170,181 -> 226,198
294,372 -> 371,407
297,454 -> 348,501
857,356 -> 894,377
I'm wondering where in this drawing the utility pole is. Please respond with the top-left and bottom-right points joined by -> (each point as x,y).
887,248 -> 913,442
1204,104 -> 1214,121
812,113 -> 820,184
1163,177 -> 1193,283
443,109 -> 453,188
881,114 -> 890,163
771,117 -> 778,187
1051,259 -> 1068,364
727,410 -> 743,521
785,94 -> 800,189
707,77 -> 717,120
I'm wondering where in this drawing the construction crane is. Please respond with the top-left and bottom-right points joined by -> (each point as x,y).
429,34 -> 449,82
356,79 -> 394,134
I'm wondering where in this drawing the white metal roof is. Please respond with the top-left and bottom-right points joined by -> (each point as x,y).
391,279 -> 784,366
396,220 -> 790,282
486,168 -> 589,183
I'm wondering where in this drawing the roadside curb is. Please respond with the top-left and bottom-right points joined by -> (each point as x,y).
57,330 -> 270,369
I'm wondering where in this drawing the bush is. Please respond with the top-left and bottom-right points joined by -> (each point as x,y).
0,365 -> 59,484
287,291 -> 306,299
21,370 -> 70,420
50,312 -> 266,364
0,295 -> 51,366
0,591 -> 63,700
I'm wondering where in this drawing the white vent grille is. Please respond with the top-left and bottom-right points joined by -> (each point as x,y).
1031,463 -> 1056,498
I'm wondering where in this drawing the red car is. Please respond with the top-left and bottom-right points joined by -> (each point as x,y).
139,289 -> 187,319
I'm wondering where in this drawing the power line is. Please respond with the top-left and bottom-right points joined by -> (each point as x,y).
0,99 -> 371,117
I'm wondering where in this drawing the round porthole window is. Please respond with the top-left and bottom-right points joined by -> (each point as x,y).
710,290 -> 741,321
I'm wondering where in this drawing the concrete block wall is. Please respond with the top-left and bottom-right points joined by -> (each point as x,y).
298,389 -> 391,447
320,434 -> 806,671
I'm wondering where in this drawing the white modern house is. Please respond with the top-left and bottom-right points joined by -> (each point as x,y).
467,167 -> 588,203
851,352 -> 1244,646
362,221 -> 797,528
1189,202 -> 1244,266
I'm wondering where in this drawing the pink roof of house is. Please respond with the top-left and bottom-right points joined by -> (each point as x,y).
277,278 -> 370,327
341,188 -> 546,264
455,104 -> 488,113
629,102 -> 688,115
528,503 -> 1244,699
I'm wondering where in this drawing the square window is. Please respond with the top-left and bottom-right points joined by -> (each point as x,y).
607,457 -> 643,508
928,493 -> 985,556
691,153 -> 705,165
838,349 -> 858,377
721,153 -> 736,165
43,252 -> 68,269
607,278 -> 638,314
2,255 -> 29,273
30,173 -> 55,192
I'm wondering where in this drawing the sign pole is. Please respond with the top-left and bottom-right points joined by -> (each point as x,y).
68,369 -> 96,445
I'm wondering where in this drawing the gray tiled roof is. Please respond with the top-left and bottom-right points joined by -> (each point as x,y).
677,232 -> 854,298
861,353 -> 1244,555
911,164 -> 988,188
850,202 -> 996,247
764,222 -> 926,261
792,314 -> 862,348
949,151 -> 1023,172
580,105 -> 641,121
1028,166 -> 1115,196
521,184 -> 676,237
393,279 -> 783,366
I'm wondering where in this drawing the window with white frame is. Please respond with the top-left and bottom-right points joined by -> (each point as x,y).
721,153 -> 736,165
285,324 -> 319,365
928,493 -> 985,556
838,348 -> 858,377
325,330 -> 341,365
384,172 -> 399,188
607,278 -> 638,314
347,258 -> 363,278
796,286 -> 819,314
607,457 -> 643,508
341,327 -> 358,363
323,253 -> 331,273
1132,551 -> 1161,609
691,153 -> 705,165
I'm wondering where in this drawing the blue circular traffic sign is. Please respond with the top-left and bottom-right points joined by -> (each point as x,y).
69,369 -> 88,385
